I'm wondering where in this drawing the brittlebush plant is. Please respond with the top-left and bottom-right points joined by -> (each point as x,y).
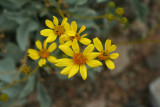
28,16 -> 119,80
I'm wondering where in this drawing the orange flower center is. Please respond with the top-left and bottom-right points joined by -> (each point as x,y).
73,53 -> 87,65
54,25 -> 65,36
98,51 -> 109,60
39,49 -> 49,58
70,33 -> 80,41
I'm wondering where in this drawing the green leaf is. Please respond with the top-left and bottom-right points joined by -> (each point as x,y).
4,10 -> 30,25
2,43 -> 24,63
0,57 -> 18,84
0,13 -> 18,31
18,74 -> 35,99
37,81 -> 52,107
96,0 -> 109,3
0,0 -> 30,10
130,0 -> 149,21
49,0 -> 58,7
65,0 -> 77,5
76,0 -> 88,5
16,19 -> 38,51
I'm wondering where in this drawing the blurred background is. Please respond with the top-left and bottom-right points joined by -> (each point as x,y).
0,0 -> 160,107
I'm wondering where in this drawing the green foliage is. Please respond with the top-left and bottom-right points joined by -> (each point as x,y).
0,57 -> 17,84
130,0 -> 149,21
17,19 -> 38,51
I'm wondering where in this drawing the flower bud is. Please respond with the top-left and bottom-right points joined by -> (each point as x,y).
116,7 -> 124,16
0,93 -> 8,102
106,13 -> 115,21
120,17 -> 128,24
108,1 -> 115,8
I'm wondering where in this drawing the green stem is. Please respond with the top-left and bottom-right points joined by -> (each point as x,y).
0,66 -> 39,92
57,0 -> 65,18
65,11 -> 106,19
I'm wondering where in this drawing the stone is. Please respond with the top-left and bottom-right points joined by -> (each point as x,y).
150,77 -> 160,107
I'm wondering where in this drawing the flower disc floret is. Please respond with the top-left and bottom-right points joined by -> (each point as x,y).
98,51 -> 109,60
54,25 -> 65,36
70,33 -> 81,41
39,49 -> 49,58
73,53 -> 87,65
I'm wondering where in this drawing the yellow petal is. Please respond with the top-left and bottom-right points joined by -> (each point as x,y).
86,52 -> 101,60
110,53 -> 119,59
105,60 -> 115,70
81,34 -> 88,38
48,42 -> 57,52
28,54 -> 40,60
47,56 -> 57,63
108,45 -> 116,53
35,40 -> 42,50
80,65 -> 87,80
28,49 -> 38,54
63,22 -> 71,31
40,29 -> 54,37
72,39 -> 79,53
28,49 -> 40,60
63,40 -> 73,46
93,37 -> 103,52
38,58 -> 46,67
79,38 -> 91,45
68,64 -> 79,78
86,60 -> 102,67
59,45 -> 74,57
78,25 -> 86,34
61,17 -> 67,25
65,30 -> 76,36
105,39 -> 111,51
43,40 -> 47,49
53,16 -> 59,26
61,64 -> 74,75
59,34 -> 68,45
55,58 -> 73,67
83,44 -> 94,56
46,35 -> 57,43
71,21 -> 77,32
45,19 -> 55,29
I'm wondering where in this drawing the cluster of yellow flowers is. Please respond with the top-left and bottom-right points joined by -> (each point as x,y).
28,16 -> 119,80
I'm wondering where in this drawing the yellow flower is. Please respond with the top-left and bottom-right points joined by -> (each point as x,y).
40,16 -> 70,43
93,37 -> 119,70
28,40 -> 57,67
62,21 -> 91,46
56,39 -> 102,80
